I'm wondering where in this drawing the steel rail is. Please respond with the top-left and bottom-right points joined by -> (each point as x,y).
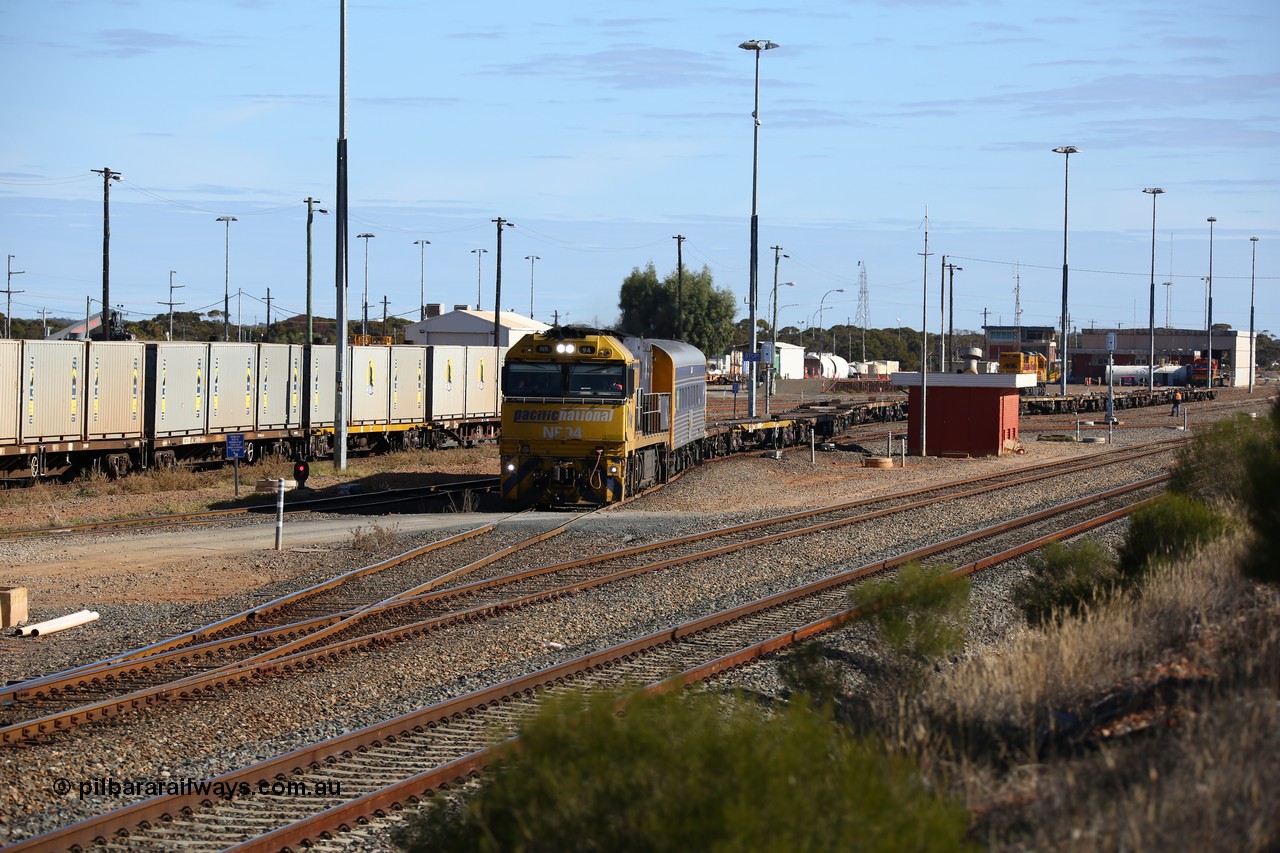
0,444 -> 1176,742
0,477 -> 499,539
6,476 -> 1165,852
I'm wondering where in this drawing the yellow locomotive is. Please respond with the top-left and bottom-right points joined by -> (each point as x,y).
500,327 -> 706,506
998,351 -> 1060,389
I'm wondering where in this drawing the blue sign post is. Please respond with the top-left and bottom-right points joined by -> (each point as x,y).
226,434 -> 246,497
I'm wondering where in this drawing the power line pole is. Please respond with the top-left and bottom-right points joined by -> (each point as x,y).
944,262 -> 961,372
91,167 -> 121,341
159,270 -> 184,340
264,287 -> 272,340
4,255 -> 25,339
673,235 -> 686,339
381,294 -> 390,338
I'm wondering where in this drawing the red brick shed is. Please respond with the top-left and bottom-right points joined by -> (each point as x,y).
891,372 -> 1035,457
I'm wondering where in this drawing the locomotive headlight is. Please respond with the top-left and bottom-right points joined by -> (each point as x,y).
506,462 -> 516,472
608,465 -> 618,474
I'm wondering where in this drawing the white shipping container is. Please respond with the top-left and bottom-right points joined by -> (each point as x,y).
389,346 -> 427,424
20,340 -> 86,442
307,345 -> 339,429
146,343 -> 209,438
208,343 -> 257,432
0,340 -> 20,445
428,346 -> 504,422
350,345 -> 391,426
257,344 -> 303,430
85,341 -> 145,441
465,346 -> 504,419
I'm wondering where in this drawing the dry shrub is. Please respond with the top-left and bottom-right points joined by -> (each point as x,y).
922,535 -> 1253,755
349,520 -> 400,552
903,532 -> 1279,850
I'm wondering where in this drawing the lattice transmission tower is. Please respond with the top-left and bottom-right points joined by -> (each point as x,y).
855,260 -> 870,362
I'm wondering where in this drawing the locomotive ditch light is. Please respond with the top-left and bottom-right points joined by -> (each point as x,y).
293,460 -> 310,488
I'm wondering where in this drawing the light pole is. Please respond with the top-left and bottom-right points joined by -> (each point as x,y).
414,239 -> 431,321
1143,188 -> 1165,390
818,289 -> 844,352
1163,281 -> 1172,327
492,218 -> 514,347
525,255 -> 540,319
739,38 -> 778,420
306,199 -> 328,344
357,233 -> 375,337
471,248 -> 488,310
1053,146 -> 1079,394
160,270 -> 184,340
216,216 -> 237,342
1206,216 -> 1216,387
1249,236 -> 1259,393
766,279 -> 794,413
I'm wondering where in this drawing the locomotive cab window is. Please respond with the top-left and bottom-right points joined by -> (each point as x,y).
506,362 -> 562,397
566,363 -> 625,398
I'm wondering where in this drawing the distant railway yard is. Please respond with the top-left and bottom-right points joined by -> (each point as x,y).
0,386 -> 1275,850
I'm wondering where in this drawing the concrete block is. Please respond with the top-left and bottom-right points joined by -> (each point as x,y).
1,586 -> 29,627
255,478 -> 298,492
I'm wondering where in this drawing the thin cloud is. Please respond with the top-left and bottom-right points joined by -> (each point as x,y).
81,28 -> 205,59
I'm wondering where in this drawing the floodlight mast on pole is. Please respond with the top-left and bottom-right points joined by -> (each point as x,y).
216,216 -> 237,342
471,248 -> 488,310
1249,236 -> 1259,394
818,289 -> 844,350
414,240 -> 431,321
1143,188 -> 1165,391
739,38 -> 778,420
334,0 -> 351,469
525,255 -> 540,319
1053,146 -> 1079,395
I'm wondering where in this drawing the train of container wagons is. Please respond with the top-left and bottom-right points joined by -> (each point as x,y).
0,339 -> 506,481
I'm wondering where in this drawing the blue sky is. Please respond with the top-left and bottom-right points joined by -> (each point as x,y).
1,0 -> 1276,345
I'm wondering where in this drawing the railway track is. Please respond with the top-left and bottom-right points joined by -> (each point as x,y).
6,473 -> 1164,851
0,438 -> 1181,747
0,477 -> 500,540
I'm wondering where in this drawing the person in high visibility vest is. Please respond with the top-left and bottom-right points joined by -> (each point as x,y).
1171,390 -> 1183,416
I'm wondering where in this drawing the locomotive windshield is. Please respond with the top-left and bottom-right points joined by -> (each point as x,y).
505,362 -> 625,399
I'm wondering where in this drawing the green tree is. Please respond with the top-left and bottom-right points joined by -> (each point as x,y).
394,688 -> 975,853
617,261 -> 737,356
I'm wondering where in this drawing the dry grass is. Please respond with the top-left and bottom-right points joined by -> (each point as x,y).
898,532 -> 1280,851
349,520 -> 401,553
0,445 -> 499,531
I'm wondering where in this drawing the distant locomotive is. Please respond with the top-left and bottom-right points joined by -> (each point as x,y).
998,350 -> 1061,395
0,338 -> 503,481
500,328 -> 707,506
1189,356 -> 1224,387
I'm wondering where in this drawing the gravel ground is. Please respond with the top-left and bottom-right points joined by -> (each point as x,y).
0,393 -> 1266,848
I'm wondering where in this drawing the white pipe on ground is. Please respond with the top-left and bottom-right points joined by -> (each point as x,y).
14,609 -> 100,637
